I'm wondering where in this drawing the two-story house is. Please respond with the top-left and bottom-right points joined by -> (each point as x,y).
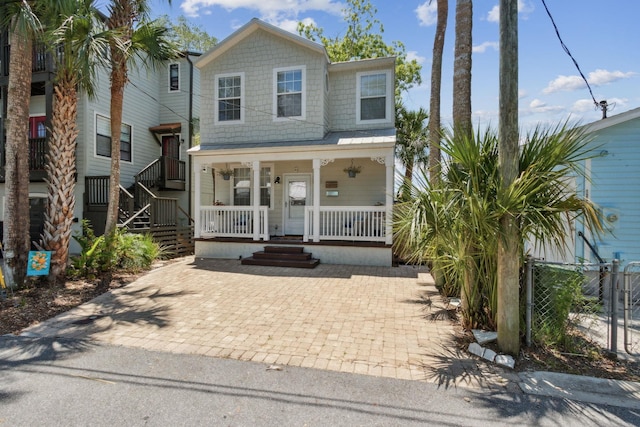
0,30 -> 199,255
190,19 -> 396,267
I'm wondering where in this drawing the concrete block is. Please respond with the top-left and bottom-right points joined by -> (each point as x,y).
495,354 -> 515,369
482,348 -> 497,362
468,342 -> 485,358
472,329 -> 498,345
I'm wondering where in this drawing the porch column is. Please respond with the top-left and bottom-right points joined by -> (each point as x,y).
193,158 -> 202,238
312,158 -> 321,242
385,153 -> 394,245
252,160 -> 260,240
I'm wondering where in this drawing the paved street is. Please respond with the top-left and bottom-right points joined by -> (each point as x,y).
1,336 -> 638,426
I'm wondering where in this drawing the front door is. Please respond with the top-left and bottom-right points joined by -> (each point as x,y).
162,135 -> 180,180
284,174 -> 311,235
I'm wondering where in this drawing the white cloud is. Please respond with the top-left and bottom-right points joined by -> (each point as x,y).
588,69 -> 636,86
276,17 -> 315,33
487,5 -> 499,23
571,99 -> 596,113
472,41 -> 498,53
407,50 -> 426,64
487,1 -> 534,23
416,1 -> 438,27
519,89 -> 528,99
543,69 -> 636,94
181,0 -> 343,19
529,98 -> 564,114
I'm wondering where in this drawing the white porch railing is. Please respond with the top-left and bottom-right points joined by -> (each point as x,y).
304,206 -> 386,242
200,206 -> 269,240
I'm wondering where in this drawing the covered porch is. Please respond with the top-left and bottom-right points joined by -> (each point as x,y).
189,132 -> 395,266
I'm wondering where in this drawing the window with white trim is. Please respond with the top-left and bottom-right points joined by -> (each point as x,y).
356,70 -> 392,123
274,66 -> 305,119
231,166 -> 272,208
169,63 -> 179,92
96,114 -> 132,162
216,73 -> 243,123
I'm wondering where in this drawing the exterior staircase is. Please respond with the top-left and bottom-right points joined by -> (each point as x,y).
241,246 -> 320,269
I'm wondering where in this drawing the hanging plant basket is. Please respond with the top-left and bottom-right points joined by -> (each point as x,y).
217,168 -> 234,181
343,164 -> 362,178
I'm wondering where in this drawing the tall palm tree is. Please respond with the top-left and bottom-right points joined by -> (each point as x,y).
395,104 -> 428,201
40,0 -> 110,283
452,0 -> 473,138
104,0 -> 177,236
1,1 -> 42,288
428,0 -> 448,185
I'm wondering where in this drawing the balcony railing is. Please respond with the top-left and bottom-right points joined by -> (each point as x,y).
199,206 -> 269,240
2,42 -> 51,76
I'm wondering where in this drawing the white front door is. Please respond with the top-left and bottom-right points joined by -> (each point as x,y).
284,174 -> 311,235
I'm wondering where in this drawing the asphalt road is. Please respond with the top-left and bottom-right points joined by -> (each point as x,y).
1,335 -> 638,426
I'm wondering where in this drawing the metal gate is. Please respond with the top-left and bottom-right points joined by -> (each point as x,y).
623,262 -> 640,356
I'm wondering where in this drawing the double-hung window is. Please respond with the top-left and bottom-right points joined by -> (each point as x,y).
231,166 -> 272,208
96,114 -> 132,162
356,70 -> 392,124
216,73 -> 243,123
274,66 -> 305,119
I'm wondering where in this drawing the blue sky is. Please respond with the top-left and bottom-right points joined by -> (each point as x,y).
143,0 -> 639,130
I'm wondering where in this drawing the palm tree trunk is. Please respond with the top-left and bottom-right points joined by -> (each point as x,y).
428,0 -> 448,185
4,22 -> 33,288
43,75 -> 78,283
453,0 -> 473,138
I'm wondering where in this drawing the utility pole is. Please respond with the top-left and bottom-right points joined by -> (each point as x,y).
497,0 -> 520,355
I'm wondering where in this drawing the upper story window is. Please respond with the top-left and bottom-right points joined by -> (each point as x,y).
96,114 -> 132,162
356,70 -> 392,124
169,63 -> 179,92
274,66 -> 305,120
215,72 -> 244,123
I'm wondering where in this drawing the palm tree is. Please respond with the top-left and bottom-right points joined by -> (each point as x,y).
394,123 -> 603,330
104,0 -> 178,236
1,1 -> 42,288
40,0 -> 110,283
428,0 -> 448,185
452,0 -> 473,138
395,104 -> 428,201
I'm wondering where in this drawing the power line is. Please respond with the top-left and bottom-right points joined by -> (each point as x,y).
540,0 -> 606,116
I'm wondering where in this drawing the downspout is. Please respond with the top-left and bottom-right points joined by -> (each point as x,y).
186,53 -> 194,219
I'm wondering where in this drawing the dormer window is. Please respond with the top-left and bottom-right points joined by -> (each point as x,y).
169,63 -> 179,92
356,70 -> 392,124
274,66 -> 306,120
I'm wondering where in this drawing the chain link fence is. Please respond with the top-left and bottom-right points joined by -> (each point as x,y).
525,258 -> 631,357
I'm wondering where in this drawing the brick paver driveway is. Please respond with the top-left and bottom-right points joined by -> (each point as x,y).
25,257 -> 483,384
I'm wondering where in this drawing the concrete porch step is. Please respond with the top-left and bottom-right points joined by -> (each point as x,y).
251,251 -> 313,261
241,257 -> 320,269
263,246 -> 305,254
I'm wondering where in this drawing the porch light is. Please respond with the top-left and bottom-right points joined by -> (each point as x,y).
343,159 -> 362,178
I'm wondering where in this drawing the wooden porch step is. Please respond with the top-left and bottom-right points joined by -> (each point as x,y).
263,246 -> 305,254
241,245 -> 319,269
252,251 -> 312,261
241,257 -> 320,269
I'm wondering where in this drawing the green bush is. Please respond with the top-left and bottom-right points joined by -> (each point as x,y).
68,221 -> 159,279
532,264 -> 586,346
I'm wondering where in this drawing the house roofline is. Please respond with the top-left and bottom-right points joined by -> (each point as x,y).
582,106 -> 640,133
329,57 -> 396,72
196,18 -> 329,69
